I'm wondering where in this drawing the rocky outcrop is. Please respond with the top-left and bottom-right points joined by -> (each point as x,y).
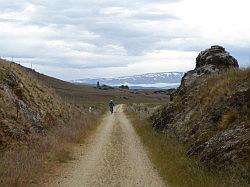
151,46 -> 249,177
196,45 -> 238,68
179,46 -> 239,92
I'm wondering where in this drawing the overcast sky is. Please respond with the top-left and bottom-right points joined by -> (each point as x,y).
0,0 -> 249,80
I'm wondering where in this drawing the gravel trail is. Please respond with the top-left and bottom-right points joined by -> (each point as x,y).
50,104 -> 166,187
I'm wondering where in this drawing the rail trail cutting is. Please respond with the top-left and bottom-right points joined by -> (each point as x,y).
49,104 -> 166,187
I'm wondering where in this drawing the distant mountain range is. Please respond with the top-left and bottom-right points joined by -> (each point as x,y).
71,72 -> 185,89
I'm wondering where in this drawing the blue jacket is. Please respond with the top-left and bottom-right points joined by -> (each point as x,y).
109,101 -> 114,107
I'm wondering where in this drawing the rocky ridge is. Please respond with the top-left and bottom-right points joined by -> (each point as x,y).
151,46 -> 249,178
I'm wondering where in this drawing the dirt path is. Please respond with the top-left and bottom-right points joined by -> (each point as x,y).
49,104 -> 166,187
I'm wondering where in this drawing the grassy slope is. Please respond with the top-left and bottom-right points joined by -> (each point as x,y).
151,69 -> 249,170
176,69 -> 249,131
125,69 -> 249,186
126,109 -> 247,187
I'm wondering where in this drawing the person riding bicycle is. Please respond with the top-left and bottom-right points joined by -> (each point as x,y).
109,100 -> 114,114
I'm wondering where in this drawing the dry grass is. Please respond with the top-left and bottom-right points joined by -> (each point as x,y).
125,105 -> 248,187
219,110 -> 237,129
196,69 -> 249,107
0,111 -> 100,186
0,101 -> 101,186
170,69 -> 249,141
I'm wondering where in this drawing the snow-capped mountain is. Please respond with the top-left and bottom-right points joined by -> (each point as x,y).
71,72 -> 185,89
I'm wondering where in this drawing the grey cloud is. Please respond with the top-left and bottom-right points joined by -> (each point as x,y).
0,0 -> 28,12
0,0 -> 249,80
135,12 -> 179,20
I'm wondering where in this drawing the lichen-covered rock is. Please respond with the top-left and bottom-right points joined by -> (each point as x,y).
196,45 -> 239,69
198,124 -> 249,169
179,46 -> 239,92
180,64 -> 220,90
17,100 -> 41,124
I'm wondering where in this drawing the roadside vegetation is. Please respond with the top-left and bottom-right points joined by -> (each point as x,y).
0,111 -> 100,185
125,103 -> 248,187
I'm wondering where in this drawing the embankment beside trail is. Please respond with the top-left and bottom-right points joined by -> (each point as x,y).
151,46 -> 249,181
125,46 -> 249,186
125,104 -> 248,186
0,59 -> 102,185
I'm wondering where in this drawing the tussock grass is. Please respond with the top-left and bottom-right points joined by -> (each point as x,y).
0,110 -> 101,186
125,106 -> 248,187
219,110 -> 237,129
189,69 -> 250,129
196,69 -> 249,105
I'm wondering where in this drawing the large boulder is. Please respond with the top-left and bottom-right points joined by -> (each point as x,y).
179,46 -> 239,91
196,45 -> 239,68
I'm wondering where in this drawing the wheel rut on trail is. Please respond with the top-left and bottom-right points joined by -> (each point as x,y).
50,104 -> 166,187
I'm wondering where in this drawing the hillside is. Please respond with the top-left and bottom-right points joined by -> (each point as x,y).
0,59 -> 72,148
151,46 -> 249,180
71,72 -> 184,89
28,68 -> 168,108
0,58 -> 170,185
0,58 -> 104,184
0,58 -> 167,141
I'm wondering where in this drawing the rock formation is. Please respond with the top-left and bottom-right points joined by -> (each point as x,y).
179,45 -> 239,92
196,45 -> 238,68
151,46 -> 249,178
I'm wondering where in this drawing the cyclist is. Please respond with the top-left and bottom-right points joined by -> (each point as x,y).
109,100 -> 114,114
